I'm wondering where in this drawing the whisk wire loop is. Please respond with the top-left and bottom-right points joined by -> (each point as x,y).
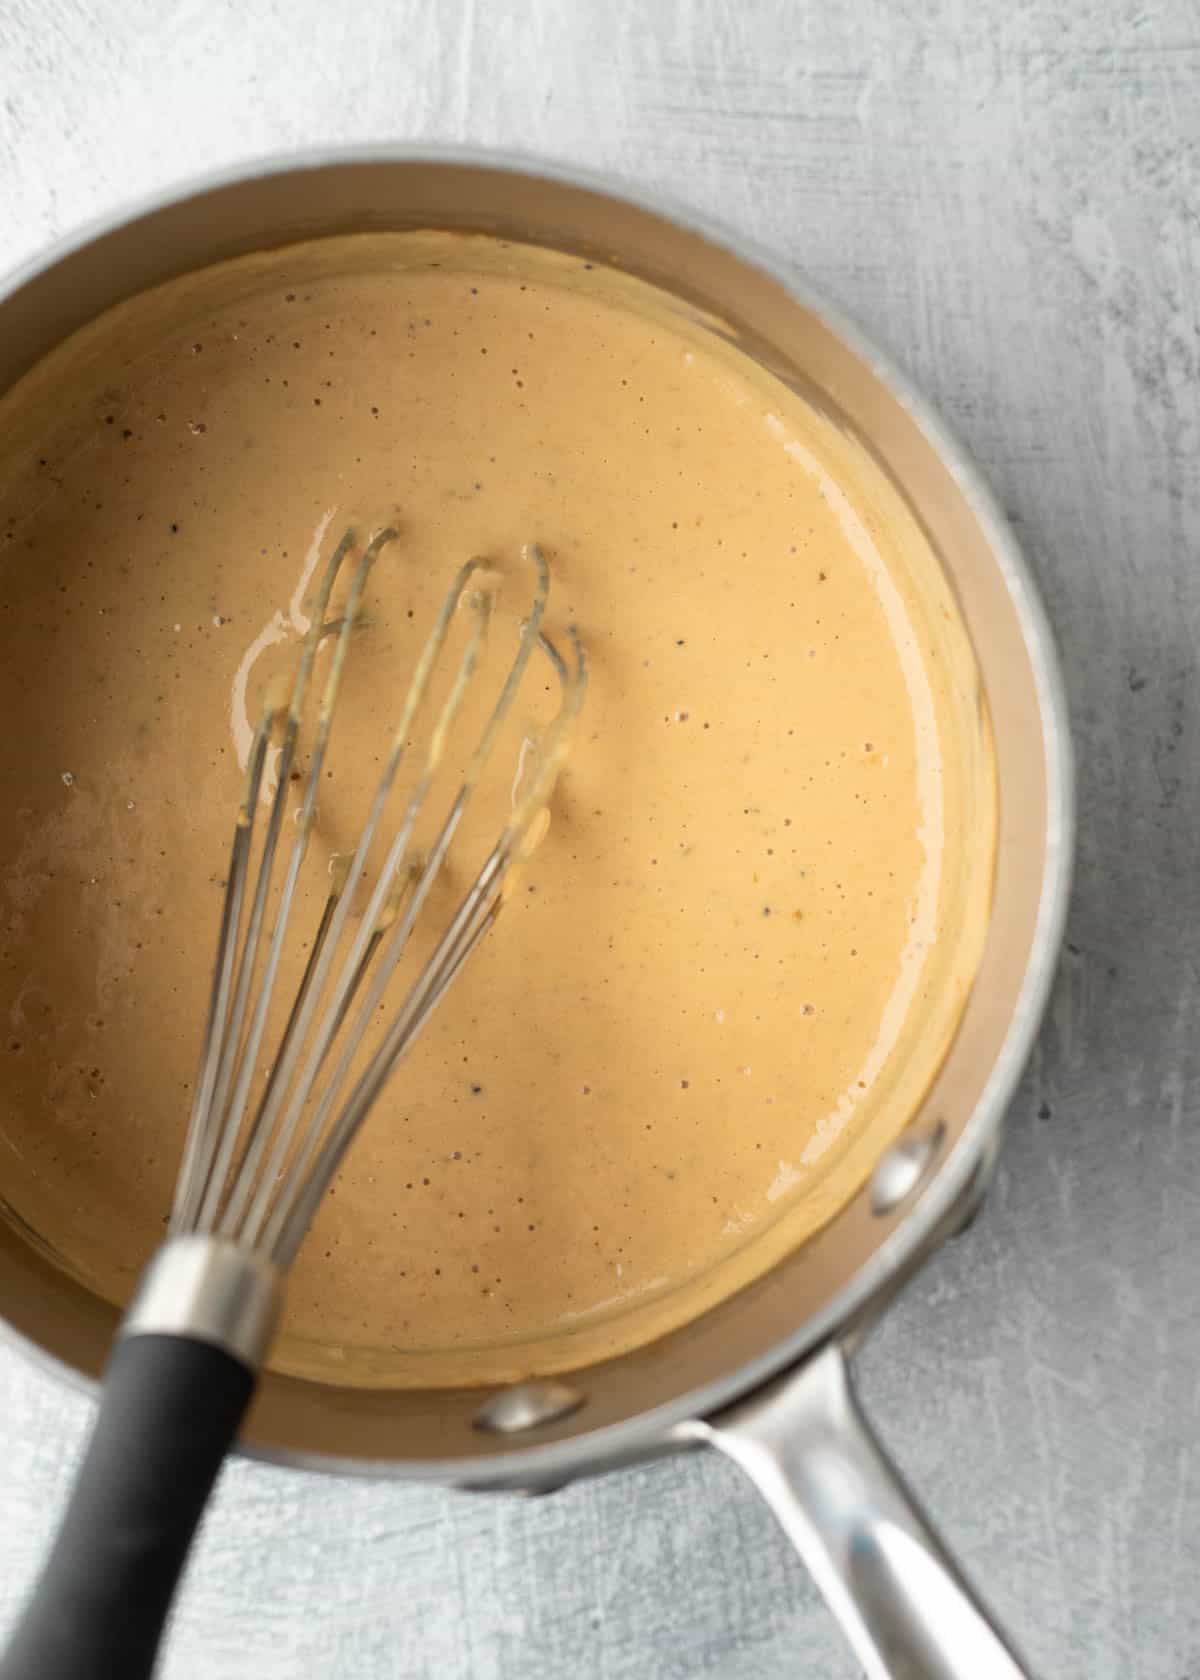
169,530 -> 584,1266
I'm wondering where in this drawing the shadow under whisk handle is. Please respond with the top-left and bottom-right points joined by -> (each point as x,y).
1,1238 -> 281,1680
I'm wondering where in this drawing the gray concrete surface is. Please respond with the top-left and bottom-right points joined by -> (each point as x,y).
1,1 -> 1198,1675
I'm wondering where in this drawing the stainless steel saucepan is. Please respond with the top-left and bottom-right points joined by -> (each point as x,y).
0,150 -> 1073,1680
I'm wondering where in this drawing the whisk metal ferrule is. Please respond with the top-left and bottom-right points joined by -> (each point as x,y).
120,1237 -> 282,1371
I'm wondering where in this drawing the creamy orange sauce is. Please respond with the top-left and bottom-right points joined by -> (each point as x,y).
0,233 -> 993,1386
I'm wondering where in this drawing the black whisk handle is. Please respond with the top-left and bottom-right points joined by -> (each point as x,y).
0,1333 -> 253,1680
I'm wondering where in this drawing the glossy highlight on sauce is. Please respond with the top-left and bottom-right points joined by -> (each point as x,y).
0,233 -> 994,1386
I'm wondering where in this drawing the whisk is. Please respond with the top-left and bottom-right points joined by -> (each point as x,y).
0,530 -> 586,1680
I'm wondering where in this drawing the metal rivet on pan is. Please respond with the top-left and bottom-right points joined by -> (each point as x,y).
870,1120 -> 946,1216
473,1380 -> 586,1433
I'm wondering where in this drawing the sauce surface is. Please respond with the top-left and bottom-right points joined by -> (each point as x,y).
0,233 -> 992,1385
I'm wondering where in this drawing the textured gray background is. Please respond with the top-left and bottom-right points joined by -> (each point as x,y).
0,1 -> 1198,1675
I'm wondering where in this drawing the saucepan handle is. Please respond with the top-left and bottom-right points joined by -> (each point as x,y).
690,1344 -> 1030,1680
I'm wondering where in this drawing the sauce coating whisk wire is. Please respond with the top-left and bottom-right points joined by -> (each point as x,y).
174,530 -> 585,1264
